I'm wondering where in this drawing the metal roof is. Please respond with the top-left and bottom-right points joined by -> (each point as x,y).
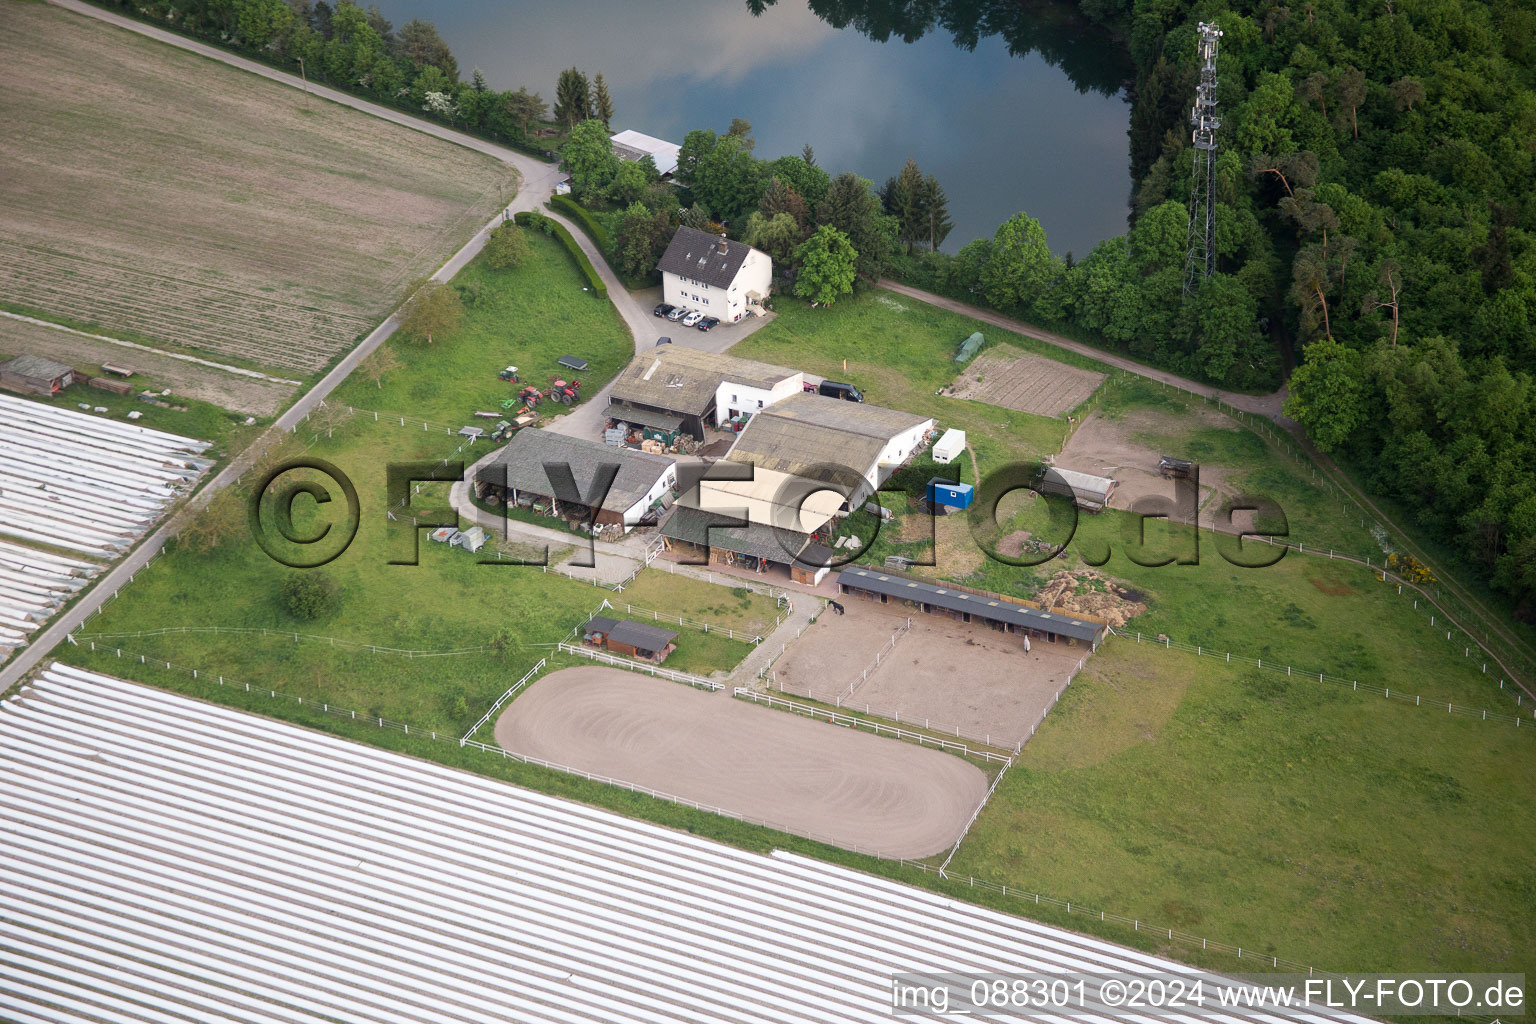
480,428 -> 674,514
836,567 -> 1106,642
584,616 -> 679,651
609,347 -> 799,417
0,665 -> 1379,1024
686,466 -> 845,535
609,129 -> 681,176
656,226 -> 757,289
1039,466 -> 1117,502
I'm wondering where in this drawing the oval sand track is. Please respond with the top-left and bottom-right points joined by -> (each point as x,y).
495,667 -> 988,858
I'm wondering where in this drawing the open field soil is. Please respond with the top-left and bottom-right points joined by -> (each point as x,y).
942,343 -> 1105,418
731,289 -> 1113,473
950,640 -> 1536,977
774,596 -> 1087,748
0,1 -> 515,373
0,316 -> 295,417
494,666 -> 988,858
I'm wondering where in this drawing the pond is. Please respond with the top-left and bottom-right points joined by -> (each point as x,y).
369,0 -> 1134,256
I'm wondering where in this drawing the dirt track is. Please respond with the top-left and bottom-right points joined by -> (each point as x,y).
495,667 -> 987,858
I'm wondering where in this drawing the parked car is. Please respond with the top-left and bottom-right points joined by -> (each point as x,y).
696,317 -> 720,332
655,336 -> 672,346
818,380 -> 865,403
652,303 -> 675,318
681,310 -> 704,327
666,307 -> 689,322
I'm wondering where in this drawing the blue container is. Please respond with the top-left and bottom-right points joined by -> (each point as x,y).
925,477 -> 974,509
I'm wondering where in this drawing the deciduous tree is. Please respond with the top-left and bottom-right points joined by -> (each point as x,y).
561,119 -> 619,198
793,225 -> 858,306
482,222 -> 530,269
396,278 -> 463,345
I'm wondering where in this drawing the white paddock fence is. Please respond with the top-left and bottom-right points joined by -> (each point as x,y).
557,641 -> 722,691
733,689 -> 1013,765
1115,627 -> 1535,729
832,618 -> 910,705
461,658 -> 546,743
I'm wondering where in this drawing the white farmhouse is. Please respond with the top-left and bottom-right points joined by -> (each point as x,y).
657,227 -> 772,324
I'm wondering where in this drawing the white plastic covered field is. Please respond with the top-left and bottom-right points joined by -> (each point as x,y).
0,665 -> 1378,1024
0,394 -> 210,658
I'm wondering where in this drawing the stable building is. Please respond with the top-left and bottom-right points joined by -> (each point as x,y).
836,567 -> 1107,648
0,355 -> 74,396
607,347 -> 803,439
657,226 -> 772,323
725,393 -> 935,506
610,129 -> 681,177
582,616 -> 679,662
474,429 -> 676,533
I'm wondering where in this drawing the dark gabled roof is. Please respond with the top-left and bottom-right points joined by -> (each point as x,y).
1,354 -> 73,380
479,429 -> 674,514
660,505 -> 816,563
656,226 -> 755,289
584,616 -> 679,651
835,567 -> 1106,642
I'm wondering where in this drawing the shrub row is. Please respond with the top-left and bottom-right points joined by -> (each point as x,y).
514,211 -> 606,298
546,195 -> 611,252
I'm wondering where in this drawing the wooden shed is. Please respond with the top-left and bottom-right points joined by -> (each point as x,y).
0,355 -> 75,396
582,616 -> 679,663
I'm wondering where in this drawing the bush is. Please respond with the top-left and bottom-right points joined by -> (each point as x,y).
547,194 -> 611,251
280,571 -> 341,621
514,210 -> 607,297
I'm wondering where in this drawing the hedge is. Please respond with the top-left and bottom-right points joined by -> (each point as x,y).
546,194 -> 612,253
514,211 -> 606,298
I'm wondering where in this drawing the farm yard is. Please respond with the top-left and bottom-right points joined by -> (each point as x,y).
942,344 -> 1106,417
0,1 -> 516,374
493,666 -> 989,858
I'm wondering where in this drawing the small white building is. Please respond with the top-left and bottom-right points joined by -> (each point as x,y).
610,129 -> 681,178
656,227 -> 772,324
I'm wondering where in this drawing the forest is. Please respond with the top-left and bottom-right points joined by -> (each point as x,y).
752,0 -> 1536,621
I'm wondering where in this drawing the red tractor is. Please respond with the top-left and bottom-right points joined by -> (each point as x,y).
546,379 -> 582,406
517,385 -> 543,407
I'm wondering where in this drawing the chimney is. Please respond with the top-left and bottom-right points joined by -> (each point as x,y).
717,234 -> 729,255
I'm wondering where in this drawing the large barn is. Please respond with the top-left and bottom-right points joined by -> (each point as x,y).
725,393 -> 935,505
607,346 -> 803,439
474,429 -> 676,533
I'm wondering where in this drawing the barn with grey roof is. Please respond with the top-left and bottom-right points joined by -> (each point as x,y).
474,429 -> 677,532
837,567 -> 1107,647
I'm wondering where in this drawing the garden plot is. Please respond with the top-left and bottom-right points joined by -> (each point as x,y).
943,344 -> 1105,417
0,3 -> 515,372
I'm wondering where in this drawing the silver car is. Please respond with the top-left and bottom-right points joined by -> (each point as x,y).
666,306 -> 689,322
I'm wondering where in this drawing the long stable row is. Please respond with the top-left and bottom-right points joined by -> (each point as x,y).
0,394 -> 209,659
0,665 -> 1378,1024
